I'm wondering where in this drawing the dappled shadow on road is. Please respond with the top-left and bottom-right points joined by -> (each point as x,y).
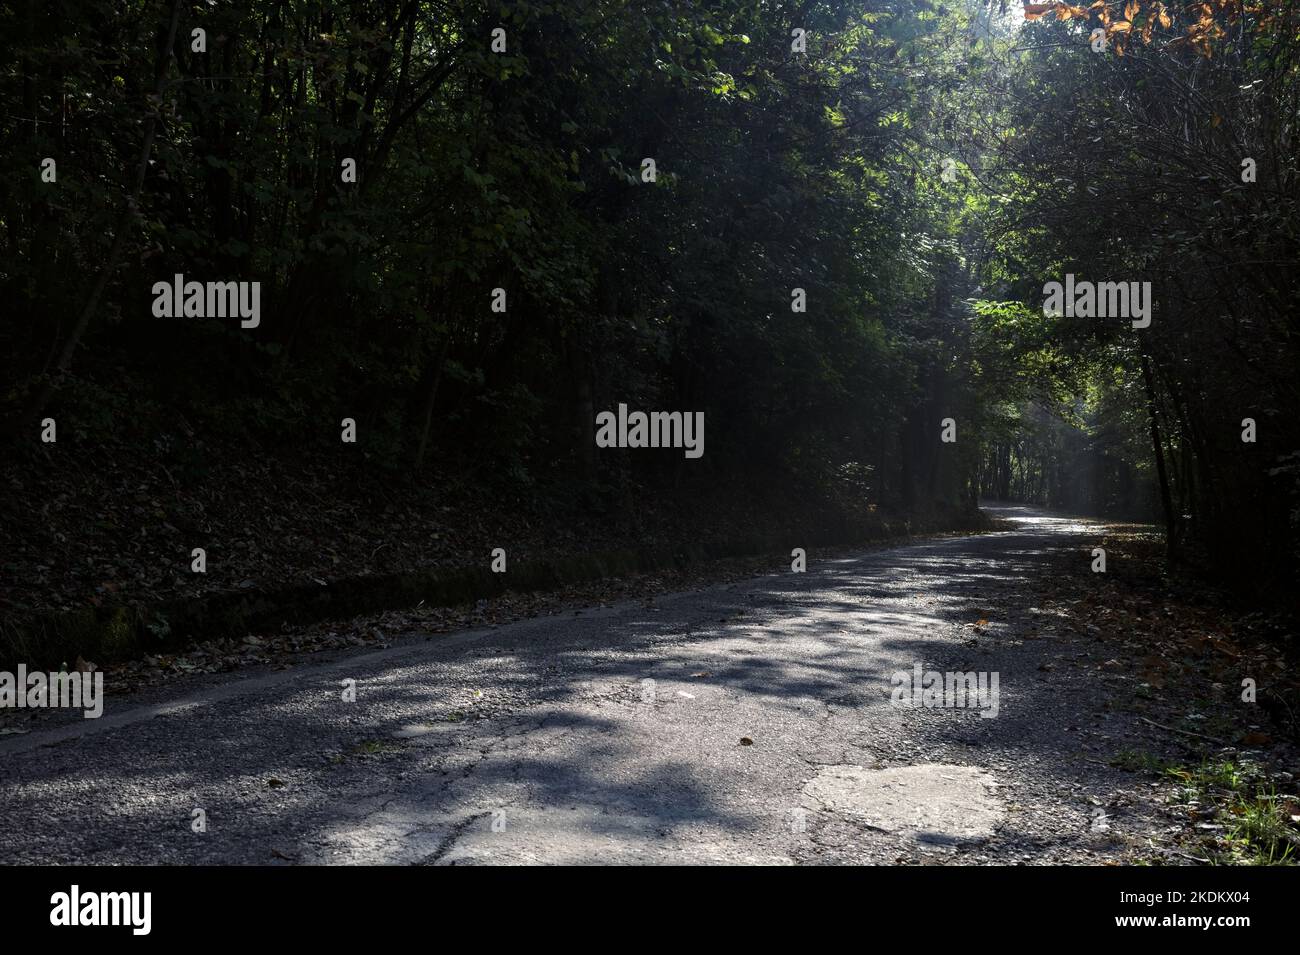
0,506 -> 1131,864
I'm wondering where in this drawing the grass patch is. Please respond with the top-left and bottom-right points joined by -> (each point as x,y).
1109,749 -> 1175,774
349,739 -> 401,757
1166,759 -> 1299,865
328,738 -> 404,764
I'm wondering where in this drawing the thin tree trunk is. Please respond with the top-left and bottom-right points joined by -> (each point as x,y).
413,333 -> 451,472
1140,353 -> 1177,557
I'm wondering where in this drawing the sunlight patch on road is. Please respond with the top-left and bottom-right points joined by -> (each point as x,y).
802,764 -> 1003,844
433,808 -> 794,865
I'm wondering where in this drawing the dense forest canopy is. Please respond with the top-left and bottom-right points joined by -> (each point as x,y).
2,1 -> 1296,603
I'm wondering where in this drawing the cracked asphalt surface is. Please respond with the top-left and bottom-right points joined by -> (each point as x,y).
0,505 -> 1173,864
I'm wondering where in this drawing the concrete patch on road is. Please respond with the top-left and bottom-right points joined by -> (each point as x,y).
802,763 -> 1003,844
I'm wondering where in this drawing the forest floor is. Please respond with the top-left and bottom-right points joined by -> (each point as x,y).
0,504 -> 1296,865
0,435 -> 919,616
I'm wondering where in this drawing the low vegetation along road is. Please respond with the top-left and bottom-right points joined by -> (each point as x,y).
0,506 -> 1276,864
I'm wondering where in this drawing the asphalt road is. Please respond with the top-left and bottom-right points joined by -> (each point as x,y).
0,505 -> 1165,864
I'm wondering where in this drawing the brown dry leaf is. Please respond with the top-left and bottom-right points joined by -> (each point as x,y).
1209,639 -> 1240,660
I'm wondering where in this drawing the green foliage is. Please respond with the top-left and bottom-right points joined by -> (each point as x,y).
8,0 -> 1290,585
0,0 -> 1002,513
967,1 -> 1300,591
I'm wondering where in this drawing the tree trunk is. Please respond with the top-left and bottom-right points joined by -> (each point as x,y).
1140,353 -> 1177,557
413,333 -> 451,472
